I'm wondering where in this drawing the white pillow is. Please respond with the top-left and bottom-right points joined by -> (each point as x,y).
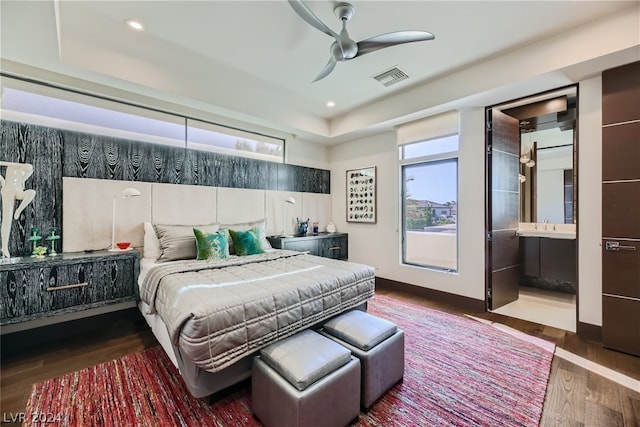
143,222 -> 162,260
153,223 -> 220,262
220,218 -> 272,253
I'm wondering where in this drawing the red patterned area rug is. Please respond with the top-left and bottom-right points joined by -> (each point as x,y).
25,294 -> 554,426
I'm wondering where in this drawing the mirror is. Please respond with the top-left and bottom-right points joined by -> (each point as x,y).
503,86 -> 577,224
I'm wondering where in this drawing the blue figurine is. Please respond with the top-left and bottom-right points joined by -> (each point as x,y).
297,218 -> 310,236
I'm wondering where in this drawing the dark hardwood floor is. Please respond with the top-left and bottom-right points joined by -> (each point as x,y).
1,290 -> 639,426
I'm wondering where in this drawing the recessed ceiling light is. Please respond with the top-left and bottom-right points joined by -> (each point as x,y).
125,19 -> 145,31
326,101 -> 335,108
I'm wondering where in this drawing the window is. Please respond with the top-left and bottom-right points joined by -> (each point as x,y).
187,119 -> 283,162
0,75 -> 285,162
1,77 -> 185,147
400,134 -> 459,272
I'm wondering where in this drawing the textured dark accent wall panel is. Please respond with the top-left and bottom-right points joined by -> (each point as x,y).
277,163 -> 330,193
62,127 -> 323,192
0,121 -> 63,257
62,130 -> 190,184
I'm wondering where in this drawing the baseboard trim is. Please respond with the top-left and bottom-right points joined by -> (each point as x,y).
577,321 -> 602,342
375,277 -> 485,312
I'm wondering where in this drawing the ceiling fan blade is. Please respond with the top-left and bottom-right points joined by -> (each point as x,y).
355,31 -> 435,57
313,57 -> 337,82
288,0 -> 340,41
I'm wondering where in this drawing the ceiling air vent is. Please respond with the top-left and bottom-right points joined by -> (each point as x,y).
372,67 -> 409,87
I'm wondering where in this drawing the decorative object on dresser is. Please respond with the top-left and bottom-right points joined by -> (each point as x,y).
0,161 -> 36,259
27,227 -> 43,256
45,227 -> 60,256
326,221 -> 336,233
109,187 -> 142,251
0,250 -> 139,333
267,232 -> 348,260
32,245 -> 48,258
346,166 -> 376,223
296,217 -> 309,236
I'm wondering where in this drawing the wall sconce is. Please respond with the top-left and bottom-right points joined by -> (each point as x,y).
109,187 -> 141,251
281,197 -> 296,237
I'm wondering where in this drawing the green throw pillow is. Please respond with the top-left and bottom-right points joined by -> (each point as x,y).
193,228 -> 229,260
228,228 -> 264,256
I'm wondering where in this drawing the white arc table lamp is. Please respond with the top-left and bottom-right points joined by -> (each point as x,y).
281,197 -> 296,237
109,187 -> 141,251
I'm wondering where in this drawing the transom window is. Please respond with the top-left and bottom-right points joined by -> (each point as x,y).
1,75 -> 284,163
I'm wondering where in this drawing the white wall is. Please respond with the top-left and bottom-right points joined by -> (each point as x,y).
286,137 -> 330,169
329,108 -> 486,300
578,76 -> 603,326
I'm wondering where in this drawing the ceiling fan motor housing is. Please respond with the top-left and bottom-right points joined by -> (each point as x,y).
334,2 -> 355,21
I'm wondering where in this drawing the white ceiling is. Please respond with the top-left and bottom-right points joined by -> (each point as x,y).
0,1 -> 637,144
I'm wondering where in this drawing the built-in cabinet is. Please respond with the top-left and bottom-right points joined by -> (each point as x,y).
520,237 -> 577,283
267,233 -> 348,260
0,251 -> 139,330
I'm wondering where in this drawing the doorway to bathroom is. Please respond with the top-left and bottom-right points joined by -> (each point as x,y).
485,86 -> 577,332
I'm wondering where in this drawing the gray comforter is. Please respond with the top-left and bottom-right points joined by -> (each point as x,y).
139,250 -> 375,372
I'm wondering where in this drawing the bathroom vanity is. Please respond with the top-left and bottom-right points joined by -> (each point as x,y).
518,223 -> 576,293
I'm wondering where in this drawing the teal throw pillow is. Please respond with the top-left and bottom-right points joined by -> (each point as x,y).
228,228 -> 264,256
193,228 -> 229,261
218,228 -> 233,254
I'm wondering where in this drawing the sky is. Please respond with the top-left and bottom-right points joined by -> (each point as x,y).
403,160 -> 457,204
402,135 -> 458,204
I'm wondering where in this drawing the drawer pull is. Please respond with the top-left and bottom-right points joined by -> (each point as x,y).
329,246 -> 341,250
47,282 -> 89,292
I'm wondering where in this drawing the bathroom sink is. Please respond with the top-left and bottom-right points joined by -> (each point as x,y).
517,223 -> 576,239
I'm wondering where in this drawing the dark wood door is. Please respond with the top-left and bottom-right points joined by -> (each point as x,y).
486,109 -> 521,309
601,61 -> 640,356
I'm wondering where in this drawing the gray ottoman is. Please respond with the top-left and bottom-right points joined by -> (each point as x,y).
252,329 -> 361,427
320,310 -> 405,409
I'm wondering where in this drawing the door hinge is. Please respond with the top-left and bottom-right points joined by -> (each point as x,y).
487,231 -> 492,241
486,288 -> 492,310
486,145 -> 492,154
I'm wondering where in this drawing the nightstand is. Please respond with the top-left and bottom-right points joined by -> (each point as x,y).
267,233 -> 348,260
0,250 -> 139,333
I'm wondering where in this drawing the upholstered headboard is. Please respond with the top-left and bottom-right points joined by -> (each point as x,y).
62,177 -> 332,253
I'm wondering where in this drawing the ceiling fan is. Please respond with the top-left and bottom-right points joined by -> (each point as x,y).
288,0 -> 435,82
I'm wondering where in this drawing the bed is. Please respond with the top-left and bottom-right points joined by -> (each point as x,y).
137,221 -> 376,398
